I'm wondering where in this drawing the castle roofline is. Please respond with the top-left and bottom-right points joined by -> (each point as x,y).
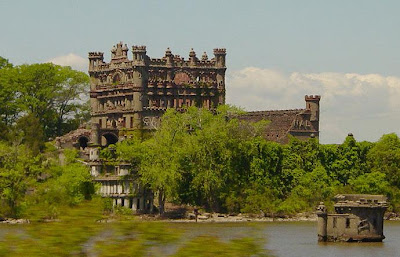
244,109 -> 306,115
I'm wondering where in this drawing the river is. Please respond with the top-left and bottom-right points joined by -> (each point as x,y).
1,220 -> 400,256
173,221 -> 400,257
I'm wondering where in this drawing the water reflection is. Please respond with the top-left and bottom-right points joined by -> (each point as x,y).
173,221 -> 400,257
263,221 -> 399,257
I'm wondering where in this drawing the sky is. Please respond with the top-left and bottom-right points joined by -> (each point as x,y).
1,0 -> 400,144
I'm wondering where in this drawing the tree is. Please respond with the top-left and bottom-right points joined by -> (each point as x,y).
0,63 -> 89,139
0,142 -> 43,217
16,63 -> 89,138
0,56 -> 12,69
367,133 -> 400,187
349,172 -> 390,195
133,108 -> 190,214
15,113 -> 45,155
0,58 -> 19,126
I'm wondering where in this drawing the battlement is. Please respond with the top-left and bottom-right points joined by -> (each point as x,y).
213,48 -> 226,54
89,52 -> 104,59
132,45 -> 147,51
305,95 -> 321,101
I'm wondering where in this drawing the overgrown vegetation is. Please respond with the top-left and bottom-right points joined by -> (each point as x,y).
115,107 -> 400,215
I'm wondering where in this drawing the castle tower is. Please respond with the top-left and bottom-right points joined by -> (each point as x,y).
213,48 -> 226,68
132,45 -> 147,65
131,45 -> 147,129
189,48 -> 197,66
88,52 -> 104,73
213,48 -> 227,105
305,95 -> 320,122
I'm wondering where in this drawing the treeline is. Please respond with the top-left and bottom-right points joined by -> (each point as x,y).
0,56 -> 90,154
112,106 -> 400,215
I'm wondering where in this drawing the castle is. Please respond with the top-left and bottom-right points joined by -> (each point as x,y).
88,41 -> 226,148
56,42 -> 321,212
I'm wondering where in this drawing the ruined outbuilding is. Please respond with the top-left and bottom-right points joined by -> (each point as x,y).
317,194 -> 388,242
238,95 -> 320,143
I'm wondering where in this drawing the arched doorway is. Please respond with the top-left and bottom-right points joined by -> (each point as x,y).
101,133 -> 119,147
78,136 -> 89,149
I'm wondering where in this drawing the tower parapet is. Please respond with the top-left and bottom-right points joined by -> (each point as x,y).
111,42 -> 129,62
213,48 -> 226,68
88,52 -> 104,71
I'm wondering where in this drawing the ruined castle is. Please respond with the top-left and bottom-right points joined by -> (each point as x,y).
56,42 -> 321,212
317,194 -> 388,242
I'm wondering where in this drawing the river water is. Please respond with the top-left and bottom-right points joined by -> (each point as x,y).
173,221 -> 400,257
1,221 -> 399,256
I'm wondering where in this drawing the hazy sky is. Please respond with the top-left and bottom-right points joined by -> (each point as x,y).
1,0 -> 400,143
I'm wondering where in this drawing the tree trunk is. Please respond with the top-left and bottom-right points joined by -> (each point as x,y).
158,190 -> 165,215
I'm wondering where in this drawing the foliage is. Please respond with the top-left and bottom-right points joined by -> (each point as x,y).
22,148 -> 95,220
0,58 -> 90,140
0,142 -> 43,218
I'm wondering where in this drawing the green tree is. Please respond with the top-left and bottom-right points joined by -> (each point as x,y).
367,133 -> 400,187
0,142 -> 43,217
349,172 -> 390,195
0,56 -> 12,69
15,113 -> 45,155
136,108 -> 190,214
0,58 -> 19,126
1,63 -> 89,139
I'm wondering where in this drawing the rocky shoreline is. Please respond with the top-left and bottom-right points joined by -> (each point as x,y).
0,218 -> 30,224
166,212 -> 318,223
3,212 -> 400,224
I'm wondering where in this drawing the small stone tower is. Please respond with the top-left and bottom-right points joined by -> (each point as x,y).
317,194 -> 388,242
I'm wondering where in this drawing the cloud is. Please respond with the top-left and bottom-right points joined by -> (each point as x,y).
226,67 -> 400,144
47,53 -> 87,72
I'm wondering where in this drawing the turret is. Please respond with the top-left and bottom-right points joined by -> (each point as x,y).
132,45 -> 147,65
111,42 -> 129,61
165,47 -> 174,67
305,95 -> 321,122
201,52 -> 208,61
316,202 -> 328,242
213,48 -> 226,68
88,52 -> 104,71
189,48 -> 197,66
